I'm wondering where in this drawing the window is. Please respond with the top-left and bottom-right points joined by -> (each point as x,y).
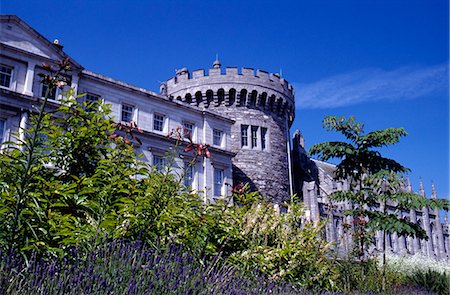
153,156 -> 165,172
153,113 -> 165,132
85,93 -> 100,112
121,104 -> 134,123
251,126 -> 258,148
41,83 -> 57,100
241,125 -> 248,147
183,121 -> 194,139
0,119 -> 5,143
214,168 -> 224,197
184,162 -> 194,187
261,127 -> 268,150
0,65 -> 13,88
213,129 -> 223,146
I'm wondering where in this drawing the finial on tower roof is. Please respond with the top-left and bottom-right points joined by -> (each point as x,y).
419,177 -> 425,197
431,182 -> 437,199
213,54 -> 221,68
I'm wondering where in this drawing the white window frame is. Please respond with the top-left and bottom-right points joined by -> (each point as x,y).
0,64 -> 13,89
261,127 -> 268,150
41,83 -> 58,100
241,124 -> 249,147
251,125 -> 259,149
121,103 -> 135,123
153,113 -> 165,132
182,121 -> 195,141
213,129 -> 223,147
85,93 -> 102,112
184,161 -> 195,188
213,168 -> 224,197
153,155 -> 166,172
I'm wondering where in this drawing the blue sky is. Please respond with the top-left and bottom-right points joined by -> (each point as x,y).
3,0 -> 449,200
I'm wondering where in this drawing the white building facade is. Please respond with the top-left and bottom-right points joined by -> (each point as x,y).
0,15 -> 234,201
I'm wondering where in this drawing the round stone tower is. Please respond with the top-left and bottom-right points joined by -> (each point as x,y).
163,60 -> 295,203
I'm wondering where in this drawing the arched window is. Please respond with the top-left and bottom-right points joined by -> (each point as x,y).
206,90 -> 214,107
276,98 -> 283,113
260,92 -> 267,108
217,88 -> 225,106
195,91 -> 202,106
268,95 -> 276,110
239,89 -> 247,106
249,90 -> 257,106
185,93 -> 192,104
228,88 -> 236,106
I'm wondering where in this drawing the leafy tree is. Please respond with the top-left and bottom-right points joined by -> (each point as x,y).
309,116 -> 449,290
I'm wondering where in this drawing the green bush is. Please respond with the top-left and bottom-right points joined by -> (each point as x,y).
227,201 -> 339,291
408,269 -> 450,295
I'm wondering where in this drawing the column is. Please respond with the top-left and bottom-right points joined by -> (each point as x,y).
18,111 -> 28,146
71,73 -> 79,97
431,184 -> 445,260
410,209 -> 420,254
419,181 -> 433,257
23,61 -> 36,96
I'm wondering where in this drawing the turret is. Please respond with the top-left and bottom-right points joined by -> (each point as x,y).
162,60 -> 296,202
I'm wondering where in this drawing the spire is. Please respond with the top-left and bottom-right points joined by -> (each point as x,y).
405,176 -> 412,192
419,178 -> 425,197
213,54 -> 221,68
431,181 -> 437,199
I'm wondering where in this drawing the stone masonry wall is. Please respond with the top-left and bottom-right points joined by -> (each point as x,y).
164,64 -> 294,203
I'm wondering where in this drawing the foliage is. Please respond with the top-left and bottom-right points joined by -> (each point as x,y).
407,269 -> 450,295
309,116 -> 449,267
0,59 -> 74,257
335,258 -> 406,294
0,60 -> 145,258
228,202 -> 339,291
0,239 -> 304,295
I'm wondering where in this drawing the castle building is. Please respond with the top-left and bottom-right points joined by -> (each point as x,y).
0,15 -> 448,260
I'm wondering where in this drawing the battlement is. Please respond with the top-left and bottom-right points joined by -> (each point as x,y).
163,64 -> 296,125
165,66 -> 295,97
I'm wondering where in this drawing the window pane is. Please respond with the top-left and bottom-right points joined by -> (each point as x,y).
214,168 -> 223,197
183,122 -> 193,139
213,129 -> 222,146
154,114 -> 164,131
41,84 -> 56,100
261,127 -> 267,150
251,126 -> 258,148
153,156 -> 165,172
184,162 -> 194,187
0,119 -> 5,143
241,125 -> 248,147
85,93 -> 100,112
0,65 -> 12,88
121,104 -> 134,122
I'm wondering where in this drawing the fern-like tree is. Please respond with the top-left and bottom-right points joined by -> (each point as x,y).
309,116 -> 449,282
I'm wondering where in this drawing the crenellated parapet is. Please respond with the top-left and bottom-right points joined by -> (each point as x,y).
162,65 -> 296,126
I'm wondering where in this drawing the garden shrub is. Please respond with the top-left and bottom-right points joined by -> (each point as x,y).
227,201 -> 339,292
